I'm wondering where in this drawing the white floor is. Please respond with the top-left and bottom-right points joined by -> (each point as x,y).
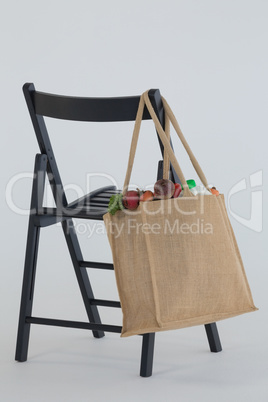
1,311 -> 267,402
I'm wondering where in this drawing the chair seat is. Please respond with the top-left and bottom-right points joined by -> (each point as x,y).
40,186 -> 121,221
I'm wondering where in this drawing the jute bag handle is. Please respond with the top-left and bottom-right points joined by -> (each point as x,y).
160,95 -> 210,191
123,91 -> 210,196
122,93 -> 184,194
144,91 -> 210,191
163,109 -> 171,181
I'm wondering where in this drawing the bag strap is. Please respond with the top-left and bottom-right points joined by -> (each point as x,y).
163,110 -> 170,180
123,91 -> 210,196
122,93 -> 145,196
160,95 -> 210,190
122,92 -> 190,196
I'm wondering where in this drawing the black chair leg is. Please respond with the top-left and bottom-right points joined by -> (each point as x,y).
15,218 -> 40,362
61,219 -> 105,339
205,323 -> 222,352
15,155 -> 46,362
140,333 -> 155,377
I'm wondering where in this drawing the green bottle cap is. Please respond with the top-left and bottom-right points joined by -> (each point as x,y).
186,179 -> 196,189
181,179 -> 196,190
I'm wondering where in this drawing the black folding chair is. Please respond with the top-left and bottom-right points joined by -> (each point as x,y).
15,83 -> 222,377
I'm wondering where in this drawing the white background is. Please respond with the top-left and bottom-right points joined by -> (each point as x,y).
1,1 -> 267,401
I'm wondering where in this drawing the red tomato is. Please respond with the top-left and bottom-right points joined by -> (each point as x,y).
173,183 -> 182,198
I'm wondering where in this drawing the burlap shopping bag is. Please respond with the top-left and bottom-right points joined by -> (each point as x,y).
103,91 -> 258,337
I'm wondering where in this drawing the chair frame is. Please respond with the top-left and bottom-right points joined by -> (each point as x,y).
15,84 -> 222,377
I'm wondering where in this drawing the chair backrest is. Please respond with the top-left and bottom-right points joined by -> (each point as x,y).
23,83 -> 177,209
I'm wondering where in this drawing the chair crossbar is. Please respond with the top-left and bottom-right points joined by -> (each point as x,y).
89,299 -> 121,308
26,317 -> 122,333
79,261 -> 114,270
